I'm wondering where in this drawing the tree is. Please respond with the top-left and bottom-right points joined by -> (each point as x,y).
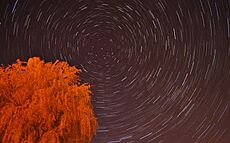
0,57 -> 98,143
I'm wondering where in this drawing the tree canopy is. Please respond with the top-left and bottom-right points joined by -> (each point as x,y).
0,57 -> 98,143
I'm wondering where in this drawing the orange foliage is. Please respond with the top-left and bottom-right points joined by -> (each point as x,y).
0,57 -> 98,143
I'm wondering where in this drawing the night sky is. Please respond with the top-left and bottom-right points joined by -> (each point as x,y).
0,0 -> 230,142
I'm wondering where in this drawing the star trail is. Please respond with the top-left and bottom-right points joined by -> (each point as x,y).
0,0 -> 230,142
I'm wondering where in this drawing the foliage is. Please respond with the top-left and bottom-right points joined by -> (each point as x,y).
0,57 -> 98,143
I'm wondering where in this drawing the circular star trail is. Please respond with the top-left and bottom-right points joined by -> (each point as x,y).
0,0 -> 230,142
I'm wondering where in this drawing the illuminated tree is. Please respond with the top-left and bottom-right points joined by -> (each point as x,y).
0,57 -> 98,143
